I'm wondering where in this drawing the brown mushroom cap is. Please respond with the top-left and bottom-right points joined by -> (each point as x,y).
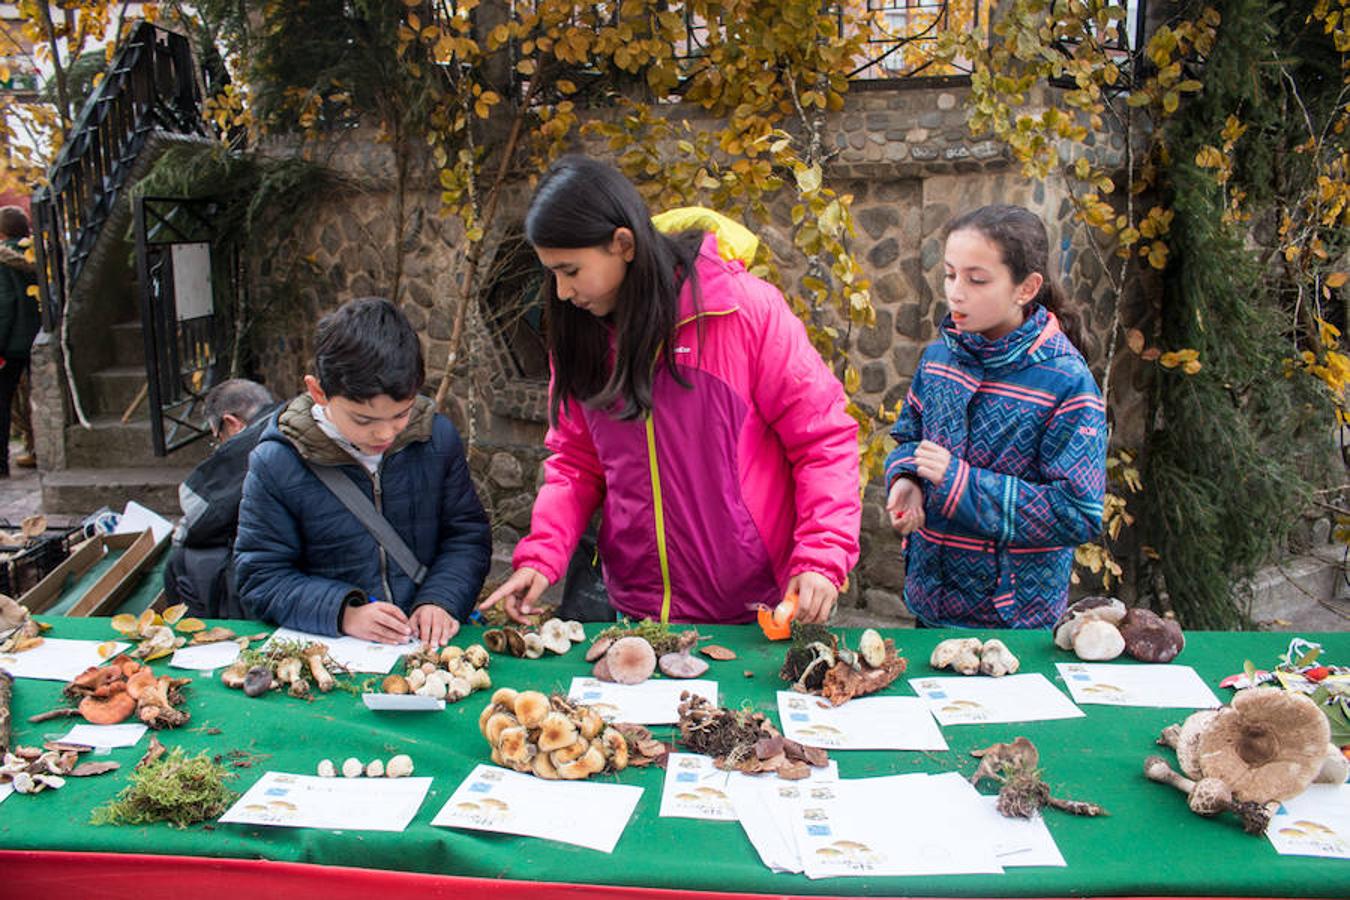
1119,608 -> 1185,663
1174,709 -> 1219,780
78,691 -> 136,725
605,637 -> 656,685
1197,689 -> 1332,802
1053,596 -> 1127,649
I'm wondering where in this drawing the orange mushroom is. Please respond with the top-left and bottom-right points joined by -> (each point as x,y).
125,667 -> 157,701
78,691 -> 136,725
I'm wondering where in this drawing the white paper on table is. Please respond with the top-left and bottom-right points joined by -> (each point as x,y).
432,764 -> 642,853
1266,784 -> 1350,859
729,776 -> 811,872
972,795 -> 1066,867
0,638 -> 129,682
114,501 -> 174,543
776,691 -> 948,751
910,673 -> 1085,726
263,627 -> 416,674
169,641 -> 241,671
59,723 -> 148,749
0,782 -> 13,806
567,677 -> 717,725
362,693 -> 444,712
661,752 -> 738,820
218,771 -> 432,832
1054,663 -> 1221,709
792,773 -> 1004,879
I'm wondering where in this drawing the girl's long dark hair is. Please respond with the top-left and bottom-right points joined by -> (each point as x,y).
525,155 -> 702,424
945,204 -> 1086,352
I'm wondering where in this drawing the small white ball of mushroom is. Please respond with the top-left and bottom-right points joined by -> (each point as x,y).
341,757 -> 363,778
317,759 -> 337,778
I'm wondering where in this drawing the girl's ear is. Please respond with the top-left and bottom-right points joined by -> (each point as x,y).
1017,271 -> 1044,306
610,227 -> 636,262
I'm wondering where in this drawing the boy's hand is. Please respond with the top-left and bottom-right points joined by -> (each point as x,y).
410,604 -> 459,648
478,566 -> 550,624
787,572 -> 837,624
914,440 -> 952,485
341,600 -> 413,644
887,478 -> 925,536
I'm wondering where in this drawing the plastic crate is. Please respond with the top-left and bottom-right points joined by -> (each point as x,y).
0,525 -> 80,599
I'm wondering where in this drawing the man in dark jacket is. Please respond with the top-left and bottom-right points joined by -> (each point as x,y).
234,298 -> 491,646
0,207 -> 41,478
163,379 -> 280,618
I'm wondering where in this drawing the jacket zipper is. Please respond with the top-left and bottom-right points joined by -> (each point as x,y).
371,463 -> 393,604
645,414 -> 673,623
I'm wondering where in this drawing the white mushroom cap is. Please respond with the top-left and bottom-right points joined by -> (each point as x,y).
1053,596 -> 1127,650
1174,710 -> 1219,780
1071,619 -> 1125,660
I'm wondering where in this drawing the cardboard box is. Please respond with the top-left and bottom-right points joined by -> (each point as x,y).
20,529 -> 168,616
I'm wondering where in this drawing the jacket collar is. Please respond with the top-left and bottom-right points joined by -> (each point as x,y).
938,305 -> 1068,371
675,232 -> 743,326
273,393 -> 436,466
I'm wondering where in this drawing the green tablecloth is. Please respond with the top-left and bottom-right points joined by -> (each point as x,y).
2,618 -> 1346,897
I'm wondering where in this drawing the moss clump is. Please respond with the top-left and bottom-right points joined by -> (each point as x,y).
90,747 -> 237,828
595,619 -> 690,656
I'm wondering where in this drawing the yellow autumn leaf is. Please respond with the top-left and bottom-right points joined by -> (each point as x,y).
110,613 -> 140,636
1194,145 -> 1224,168
1326,272 -> 1348,288
96,640 -> 121,659
161,602 -> 188,625
25,285 -> 38,298
1182,359 -> 1202,374
1126,329 -> 1145,354
843,365 -> 860,394
137,608 -> 162,633
176,617 -> 207,633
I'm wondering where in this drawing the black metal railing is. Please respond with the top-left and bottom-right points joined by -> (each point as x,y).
31,21 -> 203,333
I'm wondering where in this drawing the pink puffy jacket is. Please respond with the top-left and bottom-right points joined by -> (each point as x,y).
513,233 -> 861,623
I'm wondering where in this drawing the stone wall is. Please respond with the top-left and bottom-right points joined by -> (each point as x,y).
247,82 -> 1142,619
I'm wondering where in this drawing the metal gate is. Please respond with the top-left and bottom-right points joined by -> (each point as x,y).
133,195 -> 234,456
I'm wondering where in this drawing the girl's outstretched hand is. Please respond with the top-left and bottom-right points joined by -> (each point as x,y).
787,571 -> 838,624
914,440 -> 952,485
887,477 -> 925,535
478,566 -> 550,624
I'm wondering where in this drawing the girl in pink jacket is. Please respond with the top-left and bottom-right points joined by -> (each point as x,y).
480,156 -> 860,625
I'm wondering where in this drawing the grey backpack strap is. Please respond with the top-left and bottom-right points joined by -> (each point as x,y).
306,463 -> 427,586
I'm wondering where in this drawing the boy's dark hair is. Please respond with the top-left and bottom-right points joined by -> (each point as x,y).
0,206 -> 30,239
525,154 -> 702,424
945,204 -> 1086,353
314,297 -> 425,401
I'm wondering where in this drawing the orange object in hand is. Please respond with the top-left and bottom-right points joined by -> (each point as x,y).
758,592 -> 799,641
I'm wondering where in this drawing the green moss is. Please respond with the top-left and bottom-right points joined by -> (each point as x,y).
90,748 -> 237,829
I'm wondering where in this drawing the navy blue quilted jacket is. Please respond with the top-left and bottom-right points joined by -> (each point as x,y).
234,394 -> 491,635
885,305 -> 1106,629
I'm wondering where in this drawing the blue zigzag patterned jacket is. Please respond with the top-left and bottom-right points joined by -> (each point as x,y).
884,305 -> 1106,629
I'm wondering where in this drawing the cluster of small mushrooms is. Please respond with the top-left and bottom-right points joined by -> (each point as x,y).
221,641 -> 341,699
61,655 -> 190,728
1144,688 -> 1346,833
479,688 -> 660,779
484,619 -> 586,658
1054,597 -> 1185,662
380,644 -> 491,702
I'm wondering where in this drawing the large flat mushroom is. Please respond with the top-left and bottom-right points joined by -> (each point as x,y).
1197,689 -> 1331,803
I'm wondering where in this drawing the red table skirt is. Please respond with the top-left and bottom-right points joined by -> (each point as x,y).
0,850 -> 1286,900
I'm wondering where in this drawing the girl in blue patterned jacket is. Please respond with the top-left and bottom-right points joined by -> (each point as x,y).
884,205 -> 1106,629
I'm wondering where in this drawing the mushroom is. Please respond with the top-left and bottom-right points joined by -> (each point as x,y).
1118,608 -> 1185,663
522,633 -> 545,660
513,691 -> 551,729
1159,709 -> 1218,779
539,619 -> 572,655
406,669 -> 427,691
382,674 -> 410,694
275,657 -> 304,688
1052,596 -> 1127,650
341,757 -> 363,778
463,645 -> 489,669
365,759 -> 385,778
242,666 -> 274,698
659,651 -> 710,679
565,621 -> 586,643
1143,755 -> 1273,833
78,691 -> 136,725
386,754 -> 414,778
1315,743 -> 1350,785
504,629 -> 527,658
978,639 -> 1019,677
537,713 -> 579,752
930,637 -> 983,675
483,629 -> 508,654
585,637 -> 614,663
440,646 -> 464,666
592,655 -> 613,681
220,661 -> 249,690
317,759 -> 336,777
302,644 -> 336,693
469,668 -> 492,691
1198,688 -> 1331,803
1071,619 -> 1126,661
604,637 -> 657,685
858,629 -> 886,668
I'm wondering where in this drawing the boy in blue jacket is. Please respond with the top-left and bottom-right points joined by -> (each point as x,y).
235,297 -> 491,646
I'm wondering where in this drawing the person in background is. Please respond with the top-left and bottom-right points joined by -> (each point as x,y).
163,378 -> 280,618
0,207 -> 41,477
